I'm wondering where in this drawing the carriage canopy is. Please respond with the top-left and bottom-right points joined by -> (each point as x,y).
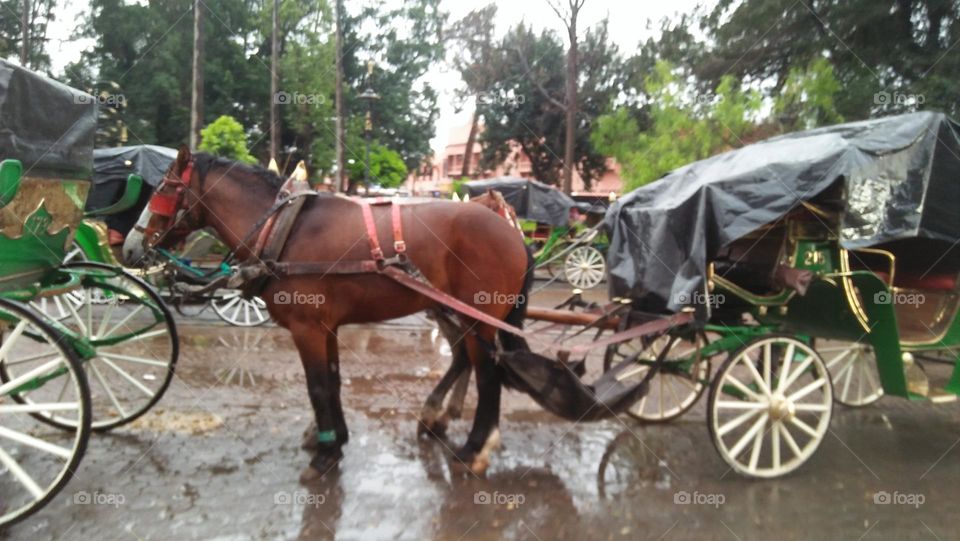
605,111 -> 960,309
463,176 -> 575,227
0,60 -> 96,178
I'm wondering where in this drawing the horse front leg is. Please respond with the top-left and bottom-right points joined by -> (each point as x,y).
293,326 -> 347,483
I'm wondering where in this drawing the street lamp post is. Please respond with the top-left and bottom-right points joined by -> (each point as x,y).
358,61 -> 380,191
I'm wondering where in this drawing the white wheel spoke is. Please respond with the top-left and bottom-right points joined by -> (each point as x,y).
716,400 -> 767,410
0,358 -> 64,397
824,348 -> 853,369
95,300 -> 117,338
0,402 -> 79,414
771,422 -> 781,470
3,349 -> 60,366
98,352 -> 168,368
99,329 -> 168,345
0,445 -> 44,498
788,416 -> 820,438
748,418 -> 766,471
103,304 -> 145,339
793,403 -> 830,412
717,408 -> 762,437
779,355 -> 814,392
98,357 -> 155,397
776,343 -> 795,393
91,360 -> 128,418
728,413 -> 769,459
778,422 -> 802,459
0,425 -> 72,459
723,374 -> 766,403
0,320 -> 29,361
741,356 -> 772,396
787,378 -> 827,403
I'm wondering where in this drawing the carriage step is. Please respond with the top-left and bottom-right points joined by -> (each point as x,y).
928,389 -> 958,404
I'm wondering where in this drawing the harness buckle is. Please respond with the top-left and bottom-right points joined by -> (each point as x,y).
394,240 -> 406,253
371,247 -> 384,261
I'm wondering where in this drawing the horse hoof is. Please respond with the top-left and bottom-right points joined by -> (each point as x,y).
417,411 -> 449,439
299,449 -> 342,484
451,428 -> 500,476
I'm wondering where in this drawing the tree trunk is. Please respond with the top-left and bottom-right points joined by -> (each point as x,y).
20,0 -> 29,67
460,104 -> 480,178
562,13 -> 577,195
189,0 -> 204,149
269,0 -> 280,161
334,0 -> 345,191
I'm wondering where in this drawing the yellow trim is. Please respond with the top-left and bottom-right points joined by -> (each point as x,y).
838,249 -> 872,332
848,247 -> 895,286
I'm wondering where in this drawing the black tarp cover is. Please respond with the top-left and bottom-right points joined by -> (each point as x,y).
0,60 -> 96,179
464,177 -> 575,227
92,145 -> 177,188
87,145 -> 176,235
605,111 -> 960,310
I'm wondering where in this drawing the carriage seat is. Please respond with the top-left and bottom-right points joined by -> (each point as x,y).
896,272 -> 958,291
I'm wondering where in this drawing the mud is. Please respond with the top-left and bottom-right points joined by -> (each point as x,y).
9,284 -> 960,540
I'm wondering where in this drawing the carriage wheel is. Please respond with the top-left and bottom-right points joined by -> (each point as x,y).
211,291 -> 270,327
0,298 -> 91,527
563,246 -> 606,289
707,335 -> 833,478
16,262 -> 177,431
817,340 -> 883,407
604,332 -> 709,422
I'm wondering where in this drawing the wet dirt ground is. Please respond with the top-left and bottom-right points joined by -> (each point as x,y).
9,283 -> 960,540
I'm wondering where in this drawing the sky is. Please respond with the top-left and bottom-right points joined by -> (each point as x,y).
46,0 -> 707,155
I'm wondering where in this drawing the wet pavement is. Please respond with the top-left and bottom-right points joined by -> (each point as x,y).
9,283 -> 960,540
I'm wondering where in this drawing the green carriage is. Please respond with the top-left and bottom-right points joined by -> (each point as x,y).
604,112 -> 960,477
463,177 -> 609,289
0,61 -> 178,526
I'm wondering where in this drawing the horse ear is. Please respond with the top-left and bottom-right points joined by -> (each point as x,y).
176,145 -> 192,174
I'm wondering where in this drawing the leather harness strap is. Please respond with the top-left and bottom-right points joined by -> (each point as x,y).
392,203 -> 405,254
359,200 -> 384,261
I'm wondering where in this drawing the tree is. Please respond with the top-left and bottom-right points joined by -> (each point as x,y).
346,144 -> 408,189
478,21 -> 621,190
774,57 -> 844,131
198,115 -> 257,164
448,4 -> 499,178
545,0 -> 586,194
345,0 -> 446,172
690,0 -> 960,118
1,0 -> 55,71
592,61 -> 762,189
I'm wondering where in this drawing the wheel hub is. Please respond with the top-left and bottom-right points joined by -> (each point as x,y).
768,393 -> 795,422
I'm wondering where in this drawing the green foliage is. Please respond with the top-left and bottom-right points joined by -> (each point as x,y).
477,20 -> 622,189
198,115 -> 257,164
0,0 -> 56,71
774,58 -> 844,130
592,61 -> 762,189
346,144 -> 408,189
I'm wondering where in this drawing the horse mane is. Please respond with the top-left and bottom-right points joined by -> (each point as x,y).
192,152 -> 285,191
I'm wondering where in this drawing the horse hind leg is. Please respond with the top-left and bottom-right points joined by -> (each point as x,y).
418,313 -> 471,438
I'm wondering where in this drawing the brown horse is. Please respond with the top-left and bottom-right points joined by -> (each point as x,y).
123,147 -> 533,480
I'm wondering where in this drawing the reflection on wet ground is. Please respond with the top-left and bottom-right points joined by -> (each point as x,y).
12,285 -> 960,540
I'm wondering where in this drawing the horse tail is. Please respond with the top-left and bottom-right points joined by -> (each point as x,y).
498,244 -> 534,352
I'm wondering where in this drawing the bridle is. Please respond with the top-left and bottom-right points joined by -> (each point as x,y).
144,160 -> 202,247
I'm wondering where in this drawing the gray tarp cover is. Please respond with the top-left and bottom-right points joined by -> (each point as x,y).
604,111 -> 960,310
464,177 -> 575,227
0,60 -> 96,179
93,145 -> 177,187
